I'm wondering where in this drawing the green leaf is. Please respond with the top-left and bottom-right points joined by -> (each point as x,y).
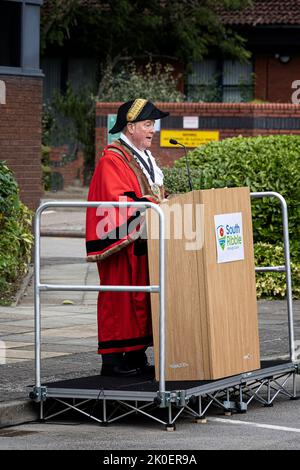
62,300 -> 75,305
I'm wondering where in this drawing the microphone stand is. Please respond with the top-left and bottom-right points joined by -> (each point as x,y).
169,139 -> 193,191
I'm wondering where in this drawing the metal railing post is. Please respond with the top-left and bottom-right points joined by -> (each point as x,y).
34,206 -> 42,392
158,204 -> 166,398
251,191 -> 295,363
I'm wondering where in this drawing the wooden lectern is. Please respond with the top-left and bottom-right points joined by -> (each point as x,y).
147,187 -> 260,381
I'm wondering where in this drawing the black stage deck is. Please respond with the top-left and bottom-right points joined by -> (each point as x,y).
42,360 -> 293,394
35,359 -> 297,427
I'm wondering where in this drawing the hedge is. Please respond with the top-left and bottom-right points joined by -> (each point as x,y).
162,134 -> 300,299
254,242 -> 300,299
0,162 -> 33,304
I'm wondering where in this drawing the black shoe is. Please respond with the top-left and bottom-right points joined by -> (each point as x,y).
141,363 -> 155,375
123,350 -> 148,369
122,350 -> 155,376
101,364 -> 142,377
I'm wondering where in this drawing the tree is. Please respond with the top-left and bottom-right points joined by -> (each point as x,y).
41,0 -> 252,182
41,0 -> 80,52
41,0 -> 252,64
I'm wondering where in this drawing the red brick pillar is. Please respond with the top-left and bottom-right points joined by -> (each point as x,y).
0,75 -> 43,210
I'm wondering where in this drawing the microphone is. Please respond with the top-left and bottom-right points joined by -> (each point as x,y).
169,139 -> 193,191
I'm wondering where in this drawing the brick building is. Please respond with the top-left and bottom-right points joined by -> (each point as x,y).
42,0 -> 300,105
215,0 -> 300,103
2,1 -> 299,207
40,1 -> 300,184
0,0 -> 43,210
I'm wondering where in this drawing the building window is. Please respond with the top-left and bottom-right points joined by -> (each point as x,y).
41,58 -> 63,103
187,60 -> 219,102
187,59 -> 253,102
41,57 -> 97,103
222,60 -> 253,102
0,1 -> 21,67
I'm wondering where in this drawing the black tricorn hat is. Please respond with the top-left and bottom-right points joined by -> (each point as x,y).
109,99 -> 169,134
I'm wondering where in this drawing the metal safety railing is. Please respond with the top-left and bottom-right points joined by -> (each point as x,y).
33,192 -> 296,405
251,192 -> 295,363
34,201 -> 166,401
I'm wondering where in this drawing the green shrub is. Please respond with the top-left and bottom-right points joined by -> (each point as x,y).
0,162 -> 33,305
0,161 -> 19,218
97,61 -> 184,103
254,242 -> 300,299
162,167 -> 203,195
172,134 -> 300,252
163,134 -> 300,299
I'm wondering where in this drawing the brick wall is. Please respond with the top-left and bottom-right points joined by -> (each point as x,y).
96,102 -> 300,166
0,75 -> 43,209
255,53 -> 300,102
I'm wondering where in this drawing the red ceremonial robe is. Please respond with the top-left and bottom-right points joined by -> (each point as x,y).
86,142 -> 164,354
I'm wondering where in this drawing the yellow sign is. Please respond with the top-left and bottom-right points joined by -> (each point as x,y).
160,130 -> 219,148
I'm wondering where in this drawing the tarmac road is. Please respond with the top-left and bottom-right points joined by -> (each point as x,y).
0,392 -> 300,450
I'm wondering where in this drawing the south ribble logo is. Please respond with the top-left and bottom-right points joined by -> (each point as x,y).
216,225 -> 226,251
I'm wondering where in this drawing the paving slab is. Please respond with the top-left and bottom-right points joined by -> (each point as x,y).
4,350 -> 72,360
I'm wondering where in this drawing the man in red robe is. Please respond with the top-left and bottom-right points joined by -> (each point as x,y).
86,99 -> 169,376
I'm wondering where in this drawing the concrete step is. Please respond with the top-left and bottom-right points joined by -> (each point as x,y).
0,399 -> 38,428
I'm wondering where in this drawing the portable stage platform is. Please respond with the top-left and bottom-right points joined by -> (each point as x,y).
29,193 -> 299,430
33,360 -> 298,430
